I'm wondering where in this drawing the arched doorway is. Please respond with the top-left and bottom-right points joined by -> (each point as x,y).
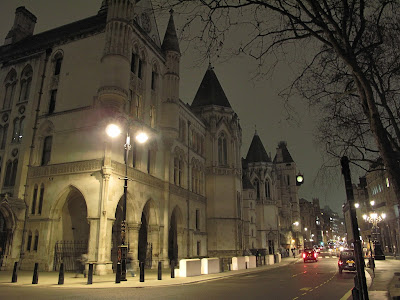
168,206 -> 183,266
111,199 -> 124,270
138,211 -> 148,266
0,211 -> 9,267
53,187 -> 89,272
138,200 -> 158,269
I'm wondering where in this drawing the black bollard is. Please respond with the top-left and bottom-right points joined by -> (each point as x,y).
220,259 -> 224,272
170,260 -> 175,278
58,263 -> 64,285
139,262 -> 144,282
158,261 -> 162,280
11,262 -> 18,283
87,263 -> 93,284
245,262 -> 248,269
32,263 -> 39,284
115,262 -> 121,283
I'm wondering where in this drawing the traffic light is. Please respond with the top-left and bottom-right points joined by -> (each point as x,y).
296,173 -> 304,186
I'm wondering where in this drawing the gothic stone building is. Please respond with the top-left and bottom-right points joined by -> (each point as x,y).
0,1 -> 303,274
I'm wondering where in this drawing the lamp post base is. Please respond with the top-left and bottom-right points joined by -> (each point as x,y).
118,245 -> 128,281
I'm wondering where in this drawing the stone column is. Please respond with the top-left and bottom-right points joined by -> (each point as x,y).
127,223 -> 140,269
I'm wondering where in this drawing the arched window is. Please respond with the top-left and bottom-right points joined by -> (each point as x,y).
33,231 -> 39,251
38,184 -> 44,215
53,52 -> 63,76
130,52 -> 137,73
41,136 -> 52,165
265,180 -> 270,198
218,132 -> 228,166
3,69 -> 17,109
31,185 -> 38,215
27,231 -> 32,251
19,65 -> 33,102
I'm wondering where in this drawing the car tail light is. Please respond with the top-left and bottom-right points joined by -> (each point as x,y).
303,253 -> 306,258
338,260 -> 343,265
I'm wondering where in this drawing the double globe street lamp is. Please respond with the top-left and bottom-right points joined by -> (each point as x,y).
362,210 -> 386,261
106,123 -> 148,282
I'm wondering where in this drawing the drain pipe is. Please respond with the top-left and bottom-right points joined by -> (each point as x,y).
19,48 -> 52,267
187,121 -> 191,257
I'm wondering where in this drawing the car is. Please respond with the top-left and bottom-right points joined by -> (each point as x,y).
338,249 -> 356,274
303,248 -> 318,262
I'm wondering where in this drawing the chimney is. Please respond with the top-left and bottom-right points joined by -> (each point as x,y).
4,6 -> 37,45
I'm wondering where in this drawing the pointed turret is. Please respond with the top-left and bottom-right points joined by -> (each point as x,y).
161,10 -> 180,54
191,65 -> 232,108
245,131 -> 271,163
274,141 -> 294,163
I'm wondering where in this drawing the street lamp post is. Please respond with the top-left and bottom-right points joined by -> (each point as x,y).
363,211 -> 386,261
106,123 -> 148,282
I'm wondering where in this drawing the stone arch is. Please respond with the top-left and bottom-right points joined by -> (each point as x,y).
138,199 -> 159,268
50,185 -> 89,271
0,199 -> 16,261
168,205 -> 184,265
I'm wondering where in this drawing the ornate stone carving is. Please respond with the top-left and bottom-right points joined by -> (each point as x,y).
28,159 -> 103,178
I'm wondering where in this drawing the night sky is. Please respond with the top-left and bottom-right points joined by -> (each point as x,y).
0,0 -> 351,214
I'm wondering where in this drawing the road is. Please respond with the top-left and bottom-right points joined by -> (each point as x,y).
1,253 -> 356,300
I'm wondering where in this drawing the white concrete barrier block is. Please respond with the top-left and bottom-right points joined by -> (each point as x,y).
275,253 -> 281,263
232,256 -> 246,270
266,254 -> 275,265
245,256 -> 257,268
179,259 -> 201,277
201,258 -> 220,274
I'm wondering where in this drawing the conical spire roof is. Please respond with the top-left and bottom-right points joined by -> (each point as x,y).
245,131 -> 271,163
161,10 -> 180,54
191,65 -> 232,108
273,141 -> 294,163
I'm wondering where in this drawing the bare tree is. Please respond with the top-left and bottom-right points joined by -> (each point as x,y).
155,0 -> 400,203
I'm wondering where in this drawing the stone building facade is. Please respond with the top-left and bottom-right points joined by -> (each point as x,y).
0,1 -> 303,274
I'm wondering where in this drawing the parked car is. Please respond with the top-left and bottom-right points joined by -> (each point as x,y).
303,248 -> 318,263
338,249 -> 356,274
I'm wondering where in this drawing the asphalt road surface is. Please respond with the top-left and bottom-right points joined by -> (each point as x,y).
1,256 -> 355,300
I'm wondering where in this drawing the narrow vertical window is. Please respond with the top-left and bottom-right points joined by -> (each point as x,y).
173,157 -> 178,184
178,159 -> 183,186
151,70 -> 157,90
10,159 -> 18,186
1,124 -> 8,149
3,70 -> 17,109
197,241 -> 201,256
31,185 -> 38,215
138,58 -> 143,79
265,180 -> 270,198
132,141 -> 137,168
130,53 -> 136,73
12,118 -> 19,143
150,105 -> 156,128
147,149 -> 151,174
33,231 -> 39,251
38,185 -> 44,215
4,160 -> 12,186
196,209 -> 200,230
27,231 -> 32,251
41,136 -> 53,166
49,89 -> 57,114
218,133 -> 228,165
287,175 -> 290,186
18,117 -> 25,142
54,57 -> 63,75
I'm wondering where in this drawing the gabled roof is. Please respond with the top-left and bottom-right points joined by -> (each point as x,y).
245,132 -> 271,163
161,10 -> 180,54
191,65 -> 232,108
273,141 -> 294,163
0,13 -> 106,61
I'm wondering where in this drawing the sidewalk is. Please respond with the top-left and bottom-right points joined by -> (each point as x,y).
0,257 -> 299,289
0,256 -> 396,300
